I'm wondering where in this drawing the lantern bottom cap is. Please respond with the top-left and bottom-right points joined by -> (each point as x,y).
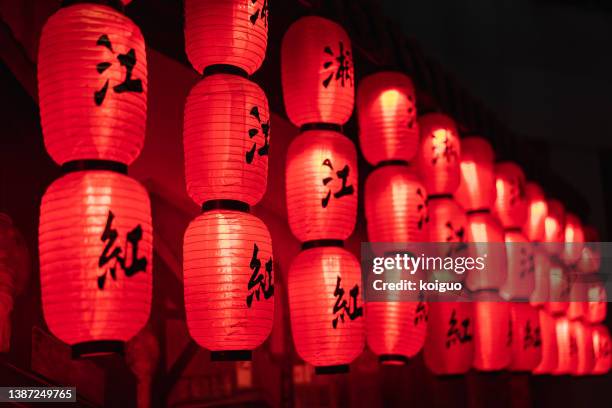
379,354 -> 409,366
71,340 -> 124,359
314,364 -> 350,375
210,350 -> 252,362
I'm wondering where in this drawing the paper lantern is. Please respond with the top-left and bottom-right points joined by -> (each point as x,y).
500,230 -> 534,300
416,114 -> 461,195
183,74 -> 269,206
533,310 -> 558,374
544,199 -> 565,256
39,171 -> 152,355
530,248 -> 550,308
493,162 -> 527,229
472,292 -> 511,371
38,3 -> 147,165
455,137 -> 495,212
509,303 -> 542,371
184,0 -> 268,75
592,325 -> 611,375
553,316 -> 577,375
523,182 -> 548,242
281,16 -> 354,126
586,280 -> 606,324
546,260 -> 569,315
183,210 -> 274,359
567,277 -> 588,321
424,302 -> 474,375
560,213 -> 584,265
366,301 -> 427,364
288,246 -> 364,373
576,226 -> 600,274
365,165 -> 429,245
572,321 -> 595,376
464,212 -> 506,291
356,72 -> 418,165
286,130 -> 357,242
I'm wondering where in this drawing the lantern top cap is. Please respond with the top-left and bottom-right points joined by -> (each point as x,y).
494,161 -> 525,179
525,181 -> 545,197
459,137 -> 494,163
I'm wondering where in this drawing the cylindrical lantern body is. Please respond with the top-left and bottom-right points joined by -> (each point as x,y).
493,162 -> 527,229
424,302 -> 474,375
288,246 -> 364,370
281,16 -> 354,126
286,130 -> 357,241
523,182 -> 547,242
567,277 -> 589,321
572,321 -> 595,376
546,260 -> 569,315
533,310 -> 558,374
561,213 -> 584,266
184,0 -> 268,75
553,316 -> 577,375
530,247 -> 550,308
509,303 -> 542,371
365,165 -> 429,246
592,325 -> 612,375
544,200 -> 565,256
500,230 -> 534,300
416,114 -> 461,195
39,171 -> 152,346
472,292 -> 511,371
183,210 -> 274,353
455,137 -> 495,212
38,4 -> 147,165
586,280 -> 606,324
576,226 -> 600,274
465,212 -> 506,291
356,72 -> 418,165
184,74 -> 269,206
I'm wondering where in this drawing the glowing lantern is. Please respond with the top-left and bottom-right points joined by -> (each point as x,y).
493,162 -> 527,229
572,321 -> 594,376
288,246 -> 364,373
586,280 -> 606,324
356,72 -> 418,165
509,303 -> 542,371
464,212 -> 506,291
544,199 -> 565,256
546,260 -> 569,315
553,316 -> 577,375
530,248 -> 550,308
523,182 -> 548,242
472,292 -> 511,371
364,165 -> 429,245
533,310 -> 558,374
285,130 -> 357,242
184,0 -> 268,75
183,210 -> 273,359
560,213 -> 584,265
281,16 -> 354,127
415,114 -> 461,195
39,171 -> 152,356
500,230 -> 534,301
38,3 -> 147,165
592,325 -> 611,375
424,302 -> 474,375
455,137 -> 495,212
183,74 -> 269,206
576,226 -> 600,274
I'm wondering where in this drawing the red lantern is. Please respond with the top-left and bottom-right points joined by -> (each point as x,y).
560,213 -> 584,265
530,248 -> 550,308
586,280 -> 606,324
184,0 -> 268,75
533,310 -> 558,374
416,114 -> 461,195
465,212 -> 507,291
285,130 -> 357,242
183,73 -> 269,206
546,259 -> 569,315
544,199 -> 565,256
500,230 -> 534,301
455,137 -> 495,211
424,302 -> 474,375
592,325 -> 611,375
366,301 -> 427,364
553,316 -> 577,375
472,292 -> 511,371
288,246 -> 364,373
39,171 -> 152,355
281,16 -> 354,127
38,3 -> 147,165
576,226 -> 600,274
183,210 -> 273,359
356,72 -> 418,165
523,182 -> 548,242
493,162 -> 527,229
509,303 -> 542,371
572,321 -> 595,376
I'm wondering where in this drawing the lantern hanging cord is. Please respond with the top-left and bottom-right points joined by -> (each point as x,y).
61,160 -> 128,174
374,160 -> 409,169
301,239 -> 344,250
299,123 -> 343,133
202,199 -> 250,213
427,194 -> 453,201
61,0 -> 125,13
203,64 -> 249,78
466,208 -> 490,215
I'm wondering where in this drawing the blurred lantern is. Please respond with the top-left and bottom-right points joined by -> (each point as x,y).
184,0 -> 268,75
566,277 -> 587,321
586,279 -> 606,324
285,130 -> 357,242
523,182 -> 548,242
472,291 -> 511,371
544,199 -> 565,256
509,303 -> 542,371
533,310 -> 558,374
546,259 -> 569,315
183,73 -> 269,206
500,230 -> 534,301
592,325 -> 611,375
493,162 -> 527,229
365,165 -> 429,245
281,16 -> 354,126
356,72 -> 418,165
39,171 -> 152,356
560,213 -> 584,266
464,212 -> 506,291
416,114 -> 461,195
38,3 -> 147,166
455,137 -> 496,211
288,246 -> 364,373
424,302 -> 474,375
530,248 -> 550,308
553,316 -> 577,375
183,209 -> 274,359
576,226 -> 600,274
572,321 -> 594,376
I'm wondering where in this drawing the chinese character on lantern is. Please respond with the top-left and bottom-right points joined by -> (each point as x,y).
246,106 -> 270,164
430,130 -> 458,165
249,0 -> 269,27
417,188 -> 429,230
332,276 -> 363,329
322,42 -> 352,88
321,159 -> 354,208
523,320 -> 542,350
414,301 -> 428,325
446,309 -> 472,348
246,243 -> 274,307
